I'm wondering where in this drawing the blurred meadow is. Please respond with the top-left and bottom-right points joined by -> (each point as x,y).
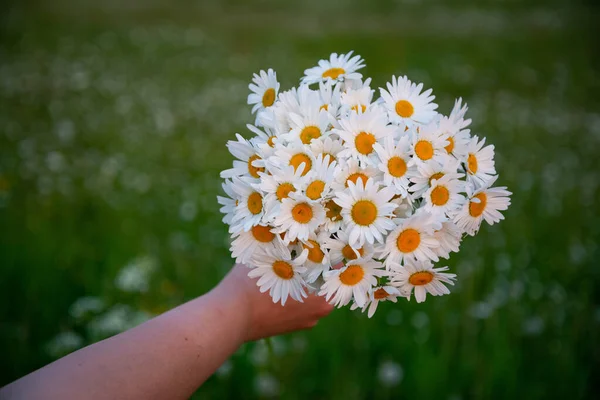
1,0 -> 600,398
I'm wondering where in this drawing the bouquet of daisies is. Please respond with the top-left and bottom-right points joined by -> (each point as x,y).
218,52 -> 511,317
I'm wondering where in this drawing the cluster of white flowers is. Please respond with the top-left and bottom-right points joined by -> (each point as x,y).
218,52 -> 511,316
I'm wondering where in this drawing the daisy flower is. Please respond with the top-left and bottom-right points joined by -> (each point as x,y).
323,230 -> 375,265
258,163 -> 309,211
317,80 -> 342,118
230,224 -> 287,265
379,211 -> 439,267
433,221 -> 462,259
438,98 -> 471,159
409,157 -> 463,198
217,179 -> 238,225
319,257 -> 385,307
273,192 -> 326,243
464,135 -> 496,188
229,177 -> 272,234
297,231 -> 331,284
258,87 -> 301,133
304,154 -> 337,201
373,135 -> 417,197
410,121 -> 451,165
390,259 -> 456,303
283,101 -> 332,145
247,123 -> 279,157
271,142 -> 317,177
248,246 -> 309,305
220,133 -> 265,180
422,174 -> 466,217
309,136 -> 344,166
454,176 -> 512,236
331,158 -> 381,193
334,178 -> 397,247
335,107 -> 398,165
322,197 -> 344,233
248,69 -> 280,114
379,75 -> 438,126
351,285 -> 402,318
339,78 -> 374,115
302,51 -> 366,85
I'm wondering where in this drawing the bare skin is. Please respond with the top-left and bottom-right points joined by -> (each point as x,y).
0,264 -> 334,400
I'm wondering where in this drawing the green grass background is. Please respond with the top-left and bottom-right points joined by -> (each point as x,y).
1,0 -> 599,398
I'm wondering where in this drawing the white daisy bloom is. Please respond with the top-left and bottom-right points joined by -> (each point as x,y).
317,81 -> 342,118
331,158 -> 381,193
322,197 -> 344,233
438,98 -> 471,159
217,179 -> 238,225
247,123 -> 279,158
391,259 -> 456,303
273,192 -> 326,243
309,136 -> 344,166
229,177 -> 271,234
258,163 -> 309,205
351,285 -> 402,318
339,78 -> 374,115
433,220 -> 463,259
303,154 -> 337,201
379,75 -> 438,126
335,107 -> 397,165
373,135 -> 417,198
379,211 -> 439,268
283,101 -> 332,145
323,230 -> 375,265
410,121 -> 451,165
248,246 -> 309,305
248,69 -> 280,115
334,178 -> 397,247
302,51 -> 366,85
422,174 -> 466,217
319,257 -> 385,308
454,176 -> 512,236
258,87 -> 301,133
270,142 -> 317,177
464,135 -> 496,188
409,157 -> 463,198
296,231 -> 331,284
220,133 -> 265,180
230,224 -> 287,265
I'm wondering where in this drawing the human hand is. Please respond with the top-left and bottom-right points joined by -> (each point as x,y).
216,263 -> 334,342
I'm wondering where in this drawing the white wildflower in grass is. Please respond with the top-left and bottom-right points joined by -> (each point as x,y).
218,52 -> 510,313
454,176 -> 512,236
391,259 -> 457,303
248,69 -> 280,115
302,51 -> 365,85
248,247 -> 309,305
320,257 -> 385,307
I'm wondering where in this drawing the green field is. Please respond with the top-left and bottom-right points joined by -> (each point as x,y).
1,0 -> 599,398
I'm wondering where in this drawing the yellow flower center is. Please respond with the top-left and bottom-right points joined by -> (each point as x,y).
351,200 -> 378,226
468,153 -> 478,174
303,239 -> 325,263
320,104 -> 329,111
289,153 -> 312,176
445,136 -> 455,153
262,88 -> 276,107
429,172 -> 444,184
292,202 -> 313,224
322,67 -> 345,80
276,182 -> 295,202
387,156 -> 407,178
355,131 -> 376,155
414,140 -> 434,161
346,172 -> 368,187
272,260 -> 294,280
267,136 -> 276,147
351,104 -> 367,113
430,185 -> 450,206
409,271 -> 434,286
339,265 -> 365,285
306,180 -> 325,200
396,228 -> 420,253
342,245 -> 364,260
247,192 -> 263,215
395,100 -> 414,118
300,126 -> 321,144
251,225 -> 275,243
469,192 -> 487,217
247,154 -> 265,178
325,200 -> 343,222
374,288 -> 389,299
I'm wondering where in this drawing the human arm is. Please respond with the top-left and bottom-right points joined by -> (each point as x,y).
0,264 -> 334,400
